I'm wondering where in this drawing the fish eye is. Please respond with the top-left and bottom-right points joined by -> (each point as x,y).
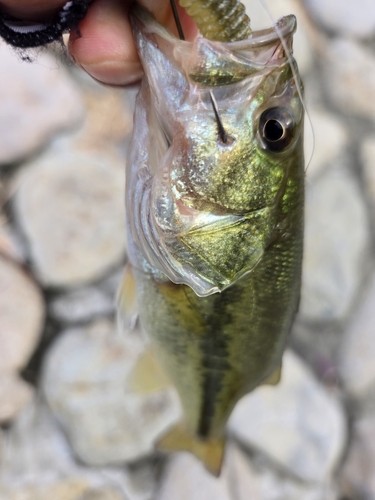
259,107 -> 295,152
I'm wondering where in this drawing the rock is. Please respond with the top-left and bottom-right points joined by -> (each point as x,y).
50,286 -> 115,324
42,319 -> 182,466
73,85 -> 134,153
338,270 -> 375,397
340,413 -> 375,499
0,479 -> 126,500
0,217 -> 27,263
242,0 -> 314,75
0,43 -> 84,165
0,255 -> 45,372
304,109 -> 348,180
303,0 -> 375,39
156,444 -> 337,500
322,38 -> 375,120
156,453 -> 231,500
228,350 -> 346,482
362,136 -> 375,223
300,163 -> 371,323
0,373 -> 34,423
13,151 -> 127,287
227,443 -> 338,500
1,400 -> 158,500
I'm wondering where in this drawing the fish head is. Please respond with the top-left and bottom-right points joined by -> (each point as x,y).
128,7 -> 304,296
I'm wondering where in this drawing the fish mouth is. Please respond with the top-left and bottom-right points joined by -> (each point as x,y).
131,5 -> 297,88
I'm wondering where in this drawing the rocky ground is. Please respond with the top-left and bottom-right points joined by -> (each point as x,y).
0,0 -> 375,498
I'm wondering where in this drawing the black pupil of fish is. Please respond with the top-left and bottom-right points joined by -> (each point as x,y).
264,119 -> 284,142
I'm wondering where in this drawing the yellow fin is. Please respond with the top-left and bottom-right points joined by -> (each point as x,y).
157,423 -> 225,477
262,363 -> 282,386
128,349 -> 172,394
117,263 -> 138,330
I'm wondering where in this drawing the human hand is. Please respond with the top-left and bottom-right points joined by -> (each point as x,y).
0,0 -> 197,85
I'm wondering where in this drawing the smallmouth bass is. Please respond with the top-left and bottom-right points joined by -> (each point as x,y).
120,2 -> 304,475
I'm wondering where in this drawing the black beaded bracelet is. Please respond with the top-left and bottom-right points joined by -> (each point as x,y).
0,0 -> 91,48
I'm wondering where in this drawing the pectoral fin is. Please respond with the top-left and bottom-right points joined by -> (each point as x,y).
262,363 -> 282,386
156,423 -> 225,477
128,348 -> 172,394
117,263 -> 138,330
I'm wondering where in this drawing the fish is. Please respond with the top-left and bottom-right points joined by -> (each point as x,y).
119,1 -> 304,476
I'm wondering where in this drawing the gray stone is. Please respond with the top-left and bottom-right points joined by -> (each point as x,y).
42,319 -> 182,466
322,38 -> 375,120
156,444 -> 338,500
226,443 -> 338,500
0,215 -> 26,263
338,270 -> 375,397
156,453 -> 231,500
13,151 -> 126,287
50,286 -> 115,324
0,43 -> 84,165
300,164 -> 371,323
0,255 -> 45,372
303,0 -> 375,39
362,136 -> 375,224
0,373 -> 34,423
304,109 -> 348,181
1,401 -> 157,500
0,479 -> 126,500
340,413 -> 375,499
228,350 -> 346,483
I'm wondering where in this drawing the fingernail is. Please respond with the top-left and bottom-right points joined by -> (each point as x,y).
81,61 -> 143,86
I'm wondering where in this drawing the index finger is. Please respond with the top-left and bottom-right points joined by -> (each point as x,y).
68,0 -> 197,86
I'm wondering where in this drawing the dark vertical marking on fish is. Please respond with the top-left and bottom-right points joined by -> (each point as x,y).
197,292 -> 232,438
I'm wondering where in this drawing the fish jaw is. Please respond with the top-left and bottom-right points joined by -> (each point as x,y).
127,6 -> 303,297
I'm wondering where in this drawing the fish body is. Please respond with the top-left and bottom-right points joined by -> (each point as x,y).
122,4 -> 304,472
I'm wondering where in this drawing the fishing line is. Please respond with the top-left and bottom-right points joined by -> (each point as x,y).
253,0 -> 315,171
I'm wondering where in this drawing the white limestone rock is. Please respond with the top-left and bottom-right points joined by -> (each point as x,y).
42,319 -> 182,466
362,136 -> 375,225
13,152 -> 126,287
300,164 -> 371,323
227,443 -> 338,500
156,453 -> 231,500
156,444 -> 337,500
50,286 -> 115,324
0,373 -> 34,423
340,413 -> 375,499
228,350 -> 346,483
303,0 -> 375,39
338,270 -> 375,397
304,109 -> 348,181
0,255 -> 45,372
1,401 -> 158,500
0,478 -> 126,500
0,43 -> 84,165
322,38 -> 375,120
